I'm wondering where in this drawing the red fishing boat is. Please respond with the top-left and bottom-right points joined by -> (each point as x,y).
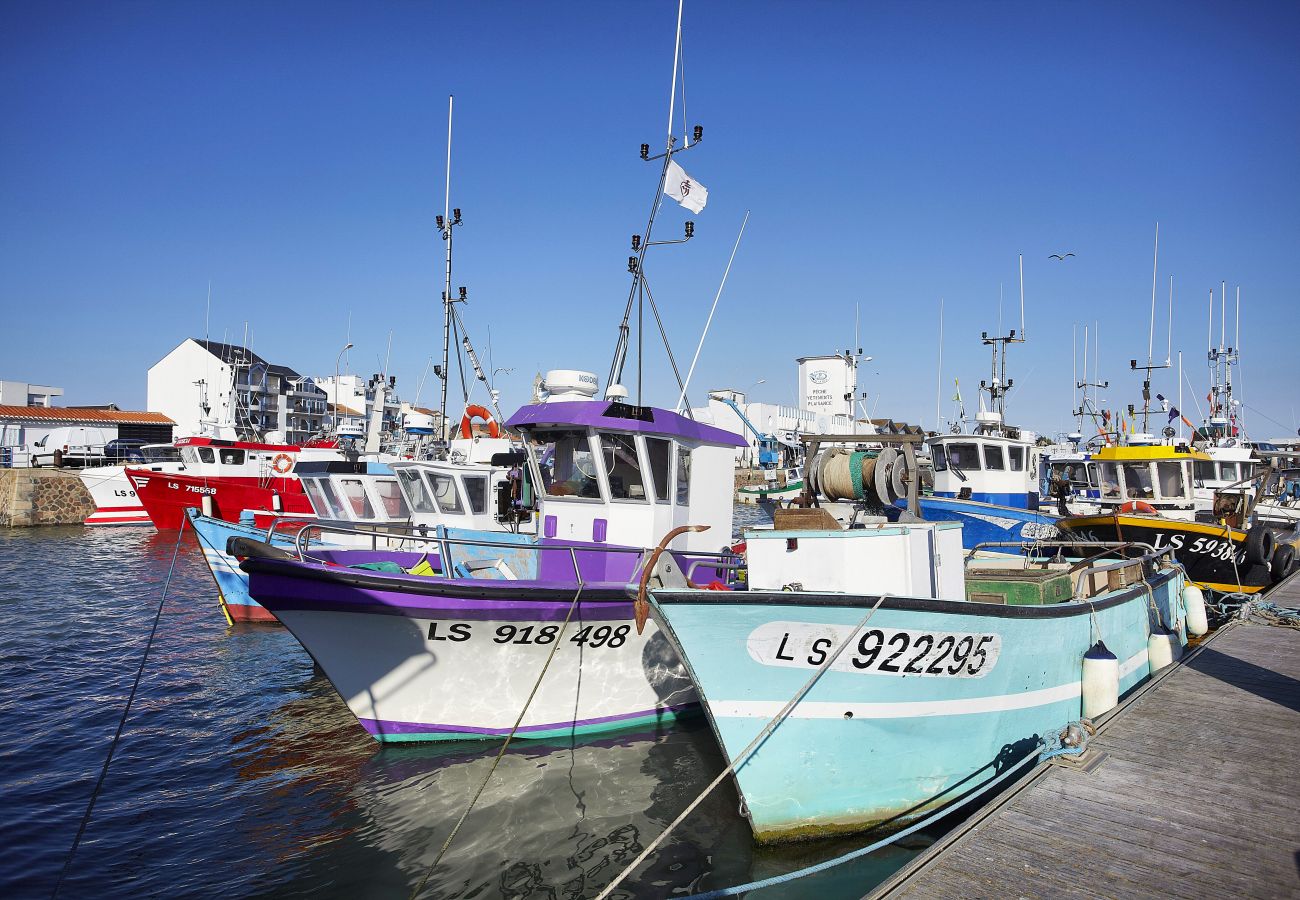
126,436 -> 341,529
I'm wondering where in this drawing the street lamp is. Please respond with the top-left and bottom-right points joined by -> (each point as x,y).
334,342 -> 353,428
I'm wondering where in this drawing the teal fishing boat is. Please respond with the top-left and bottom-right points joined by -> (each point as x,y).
646,516 -> 1194,844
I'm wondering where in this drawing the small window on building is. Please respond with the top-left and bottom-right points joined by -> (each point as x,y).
429,472 -> 463,514
219,449 -> 244,465
373,479 -> 409,518
984,445 -> 1006,471
602,434 -> 647,501
396,468 -> 436,513
675,446 -> 692,505
463,476 -> 488,514
1156,462 -> 1186,500
1008,446 -> 1025,471
197,447 -> 216,464
646,437 -> 671,503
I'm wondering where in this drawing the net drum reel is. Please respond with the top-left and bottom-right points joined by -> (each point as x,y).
812,446 -> 915,508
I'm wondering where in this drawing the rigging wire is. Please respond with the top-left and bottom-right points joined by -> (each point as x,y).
52,517 -> 189,899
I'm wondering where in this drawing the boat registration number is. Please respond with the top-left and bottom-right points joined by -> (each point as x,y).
747,621 -> 1001,679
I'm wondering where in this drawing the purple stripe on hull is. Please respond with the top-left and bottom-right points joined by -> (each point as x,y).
251,569 -> 634,621
359,703 -> 696,736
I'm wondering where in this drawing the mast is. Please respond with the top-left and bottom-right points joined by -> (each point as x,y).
605,0 -> 702,404
977,255 -> 1025,433
1131,223 -> 1170,433
438,95 -> 457,439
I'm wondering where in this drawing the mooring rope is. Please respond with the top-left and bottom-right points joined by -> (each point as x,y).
51,515 -> 189,899
409,580 -> 585,899
593,592 -> 892,900
1238,599 -> 1300,630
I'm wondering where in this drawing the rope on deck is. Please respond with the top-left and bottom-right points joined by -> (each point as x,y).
1239,599 -> 1300,630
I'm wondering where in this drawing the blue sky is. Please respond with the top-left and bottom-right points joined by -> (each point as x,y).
3,1 -> 1298,439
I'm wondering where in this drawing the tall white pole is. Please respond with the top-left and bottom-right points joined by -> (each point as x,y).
1081,323 -> 1089,417
935,298 -> 945,430
666,0 -> 684,142
439,95 -> 455,435
1220,281 -> 1226,349
1018,253 -> 1025,339
1166,275 -> 1173,364
1178,351 -> 1184,441
676,211 -> 750,412
1148,223 -> 1158,366
1072,322 -> 1078,422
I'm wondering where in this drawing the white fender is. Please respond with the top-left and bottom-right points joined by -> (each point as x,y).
1147,627 -> 1183,673
1082,641 -> 1120,718
1181,582 -> 1209,637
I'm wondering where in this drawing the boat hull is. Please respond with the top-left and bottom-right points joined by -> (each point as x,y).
651,570 -> 1184,843
76,466 -> 151,525
243,557 -> 698,741
127,469 -> 311,530
904,496 -> 1060,550
1057,514 -> 1269,594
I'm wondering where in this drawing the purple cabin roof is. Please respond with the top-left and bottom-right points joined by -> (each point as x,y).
505,401 -> 746,447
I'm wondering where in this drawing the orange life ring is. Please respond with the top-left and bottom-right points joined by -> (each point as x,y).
460,404 -> 501,439
1119,500 -> 1158,516
271,453 -> 294,475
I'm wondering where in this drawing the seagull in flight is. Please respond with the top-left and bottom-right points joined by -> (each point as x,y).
1049,252 -> 1076,260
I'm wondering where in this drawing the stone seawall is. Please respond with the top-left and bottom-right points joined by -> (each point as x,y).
0,468 -> 96,527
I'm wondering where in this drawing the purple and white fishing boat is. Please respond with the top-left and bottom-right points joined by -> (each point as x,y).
239,395 -> 746,742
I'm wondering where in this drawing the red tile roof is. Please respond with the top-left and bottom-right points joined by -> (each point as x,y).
0,406 -> 175,425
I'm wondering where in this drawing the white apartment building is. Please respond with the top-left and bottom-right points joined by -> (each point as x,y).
148,339 -> 330,444
0,380 -> 63,407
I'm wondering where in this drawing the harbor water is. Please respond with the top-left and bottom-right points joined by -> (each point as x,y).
1,508 -> 930,899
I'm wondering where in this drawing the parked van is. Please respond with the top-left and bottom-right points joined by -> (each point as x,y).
29,426 -> 117,467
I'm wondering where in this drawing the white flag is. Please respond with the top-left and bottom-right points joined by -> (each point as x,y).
665,159 -> 708,213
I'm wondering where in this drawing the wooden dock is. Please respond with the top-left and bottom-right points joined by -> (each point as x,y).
871,574 -> 1300,900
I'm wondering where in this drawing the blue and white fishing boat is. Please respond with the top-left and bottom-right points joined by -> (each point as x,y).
648,514 -> 1195,844
905,320 -> 1059,548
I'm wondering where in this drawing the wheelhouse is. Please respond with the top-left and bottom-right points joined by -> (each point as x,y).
507,400 -> 746,552
928,432 -> 1041,509
296,461 -> 412,525
1090,444 -> 1208,519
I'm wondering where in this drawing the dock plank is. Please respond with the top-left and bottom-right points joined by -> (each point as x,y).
872,602 -> 1300,900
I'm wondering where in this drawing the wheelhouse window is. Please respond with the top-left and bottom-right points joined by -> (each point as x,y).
181,447 -> 200,465
396,468 -> 436,513
601,433 -> 647,501
374,479 -> 409,518
302,478 -> 344,518
1194,461 -> 1216,482
1121,463 -> 1155,499
1219,462 -> 1241,482
1156,462 -> 1186,500
143,446 -> 181,463
646,437 -> 671,504
429,472 -> 463,514
930,444 -> 948,471
463,475 -> 488,514
197,447 -> 215,464
1098,462 -> 1122,499
984,444 -> 1006,471
528,429 -> 601,499
946,443 -> 981,471
338,478 -> 375,519
1008,446 -> 1025,471
675,446 -> 691,505
219,449 -> 244,465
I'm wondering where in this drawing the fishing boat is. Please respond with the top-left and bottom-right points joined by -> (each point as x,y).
736,465 -> 803,505
237,397 -> 745,740
189,435 -> 534,623
77,444 -> 183,525
647,512 -> 1194,844
1053,442 -> 1285,594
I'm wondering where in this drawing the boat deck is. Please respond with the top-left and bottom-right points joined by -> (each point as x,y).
871,572 -> 1300,899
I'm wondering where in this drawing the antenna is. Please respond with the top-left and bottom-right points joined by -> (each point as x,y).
1018,252 -> 1025,340
935,298 -> 944,432
1166,275 -> 1173,365
1131,223 -> 1170,431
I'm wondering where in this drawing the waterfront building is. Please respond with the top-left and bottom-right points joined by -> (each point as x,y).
148,339 -> 330,443
0,405 -> 174,467
0,380 -> 63,407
